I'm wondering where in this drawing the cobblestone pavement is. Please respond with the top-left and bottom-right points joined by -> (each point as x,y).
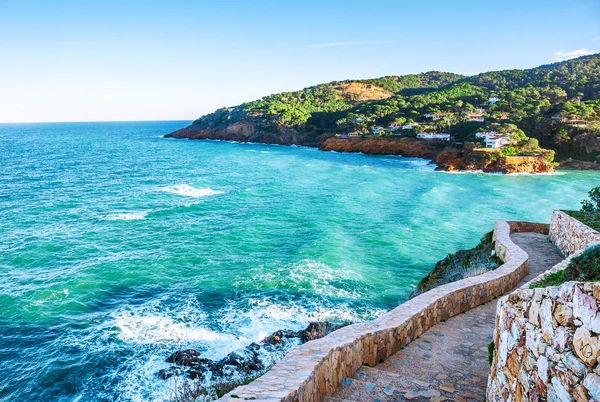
325,233 -> 564,402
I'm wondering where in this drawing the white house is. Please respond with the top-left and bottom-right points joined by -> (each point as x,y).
372,126 -> 385,135
355,117 -> 364,123
386,124 -> 401,132
475,131 -> 497,139
416,133 -> 451,141
484,134 -> 511,149
488,97 -> 500,105
423,113 -> 436,119
402,124 -> 416,130
348,132 -> 361,137
551,115 -> 566,121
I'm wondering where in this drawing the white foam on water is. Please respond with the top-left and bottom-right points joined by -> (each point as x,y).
105,211 -> 149,221
113,312 -> 237,345
507,171 -> 566,176
83,287 -> 385,401
160,184 -> 223,198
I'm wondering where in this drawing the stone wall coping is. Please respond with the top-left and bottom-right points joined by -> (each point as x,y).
219,220 -> 535,402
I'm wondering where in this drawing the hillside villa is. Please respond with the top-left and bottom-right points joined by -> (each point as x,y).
475,131 -> 511,149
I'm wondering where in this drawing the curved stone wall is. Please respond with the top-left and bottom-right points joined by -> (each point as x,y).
219,221 -> 531,402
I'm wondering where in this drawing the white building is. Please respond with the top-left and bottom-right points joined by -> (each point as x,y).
372,126 -> 384,135
423,113 -> 435,119
402,124 -> 416,130
475,131 -> 497,139
475,131 -> 511,148
416,133 -> 451,141
484,136 -> 510,149
488,97 -> 500,105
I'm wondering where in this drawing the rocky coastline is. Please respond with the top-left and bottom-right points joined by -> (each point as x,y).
165,126 -> 560,174
160,322 -> 336,399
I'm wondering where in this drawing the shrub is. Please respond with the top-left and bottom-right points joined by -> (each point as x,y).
530,245 -> 600,288
568,245 -> 600,282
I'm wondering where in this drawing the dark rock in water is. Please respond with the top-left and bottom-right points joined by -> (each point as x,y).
217,342 -> 264,374
261,329 -> 297,345
299,321 -> 333,343
166,349 -> 213,367
157,366 -> 182,380
160,322 -> 336,390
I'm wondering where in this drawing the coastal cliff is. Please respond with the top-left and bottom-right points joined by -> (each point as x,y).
167,54 -> 600,173
435,148 -> 556,173
166,123 -> 555,173
318,137 -> 445,159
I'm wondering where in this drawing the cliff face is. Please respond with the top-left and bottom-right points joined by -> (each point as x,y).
166,119 -> 328,147
435,148 -> 555,174
318,137 -> 445,159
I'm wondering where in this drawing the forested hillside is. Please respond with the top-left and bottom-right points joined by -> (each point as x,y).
169,54 -> 600,161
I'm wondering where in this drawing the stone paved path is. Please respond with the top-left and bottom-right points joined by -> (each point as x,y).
325,233 -> 564,402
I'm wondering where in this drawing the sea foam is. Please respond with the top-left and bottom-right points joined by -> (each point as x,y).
105,211 -> 148,221
160,184 -> 223,198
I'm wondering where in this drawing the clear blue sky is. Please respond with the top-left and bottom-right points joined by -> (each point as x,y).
0,0 -> 598,123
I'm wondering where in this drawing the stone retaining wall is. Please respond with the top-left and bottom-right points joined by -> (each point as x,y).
219,221 -> 532,402
487,213 -> 600,401
549,210 -> 600,256
486,283 -> 600,401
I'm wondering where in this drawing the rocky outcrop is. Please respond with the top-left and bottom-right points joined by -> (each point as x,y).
166,120 -> 328,147
410,231 -> 502,298
559,158 -> 600,171
318,137 -> 445,159
435,148 -> 555,174
159,321 -> 335,396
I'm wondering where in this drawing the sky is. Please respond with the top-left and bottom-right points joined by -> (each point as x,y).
0,0 -> 599,123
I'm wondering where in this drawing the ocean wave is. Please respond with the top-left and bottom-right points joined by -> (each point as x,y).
77,290 -> 385,401
104,211 -> 148,221
160,184 -> 223,198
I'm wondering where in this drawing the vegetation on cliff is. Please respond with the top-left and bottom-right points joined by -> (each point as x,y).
529,245 -> 600,289
565,186 -> 600,231
409,231 -> 502,298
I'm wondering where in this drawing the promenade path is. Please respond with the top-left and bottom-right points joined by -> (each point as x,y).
325,232 -> 564,402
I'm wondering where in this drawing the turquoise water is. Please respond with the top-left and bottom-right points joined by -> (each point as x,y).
0,121 -> 597,401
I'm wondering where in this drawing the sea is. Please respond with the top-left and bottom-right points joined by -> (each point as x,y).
0,121 -> 597,401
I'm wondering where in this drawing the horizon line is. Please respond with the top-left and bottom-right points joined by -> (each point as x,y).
0,118 -> 196,124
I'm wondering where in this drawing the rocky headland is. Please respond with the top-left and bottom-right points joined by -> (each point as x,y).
166,123 -> 556,174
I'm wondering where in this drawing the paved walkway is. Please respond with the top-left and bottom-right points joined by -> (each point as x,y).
325,233 -> 564,402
